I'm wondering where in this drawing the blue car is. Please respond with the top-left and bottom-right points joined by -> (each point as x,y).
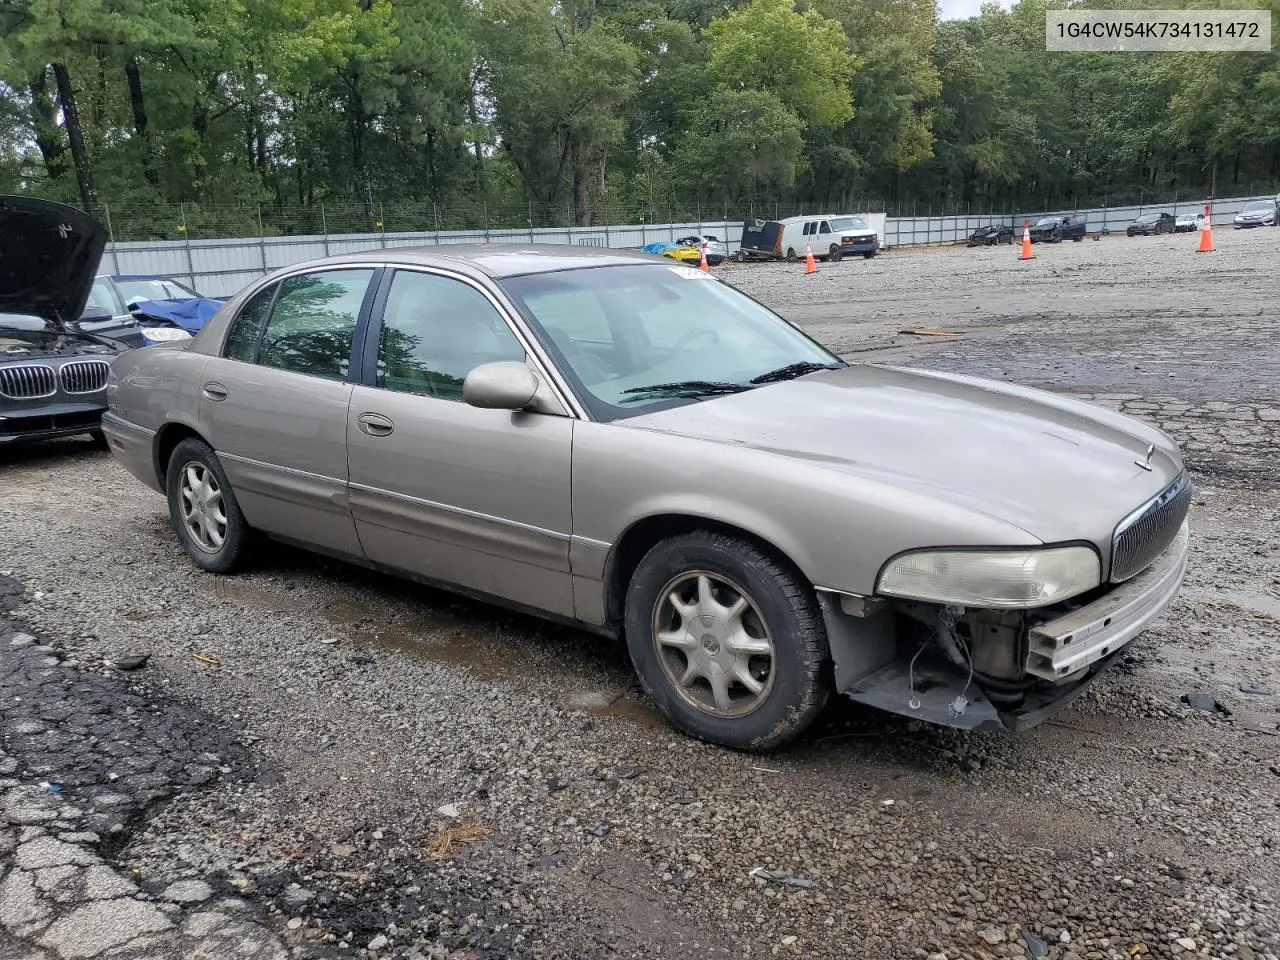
84,274 -> 224,335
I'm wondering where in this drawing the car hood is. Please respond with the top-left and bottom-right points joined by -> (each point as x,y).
0,196 -> 106,324
0,326 -> 118,358
623,364 -> 1183,547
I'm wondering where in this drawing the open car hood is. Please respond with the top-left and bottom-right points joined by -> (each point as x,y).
0,196 -> 106,325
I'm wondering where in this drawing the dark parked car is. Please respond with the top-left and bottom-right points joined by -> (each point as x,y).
0,196 -> 126,447
1029,216 -> 1086,243
968,224 -> 1015,246
1126,213 -> 1175,236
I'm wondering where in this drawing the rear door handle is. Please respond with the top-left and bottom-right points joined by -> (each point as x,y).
203,381 -> 228,402
357,412 -> 394,437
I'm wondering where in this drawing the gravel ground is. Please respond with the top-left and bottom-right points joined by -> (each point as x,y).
1,228 -> 1278,960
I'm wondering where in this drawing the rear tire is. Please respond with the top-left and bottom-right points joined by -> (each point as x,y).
735,250 -> 746,262
785,248 -> 797,263
165,437 -> 256,574
624,531 -> 831,751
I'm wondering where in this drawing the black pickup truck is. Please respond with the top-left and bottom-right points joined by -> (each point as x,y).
1029,215 -> 1087,243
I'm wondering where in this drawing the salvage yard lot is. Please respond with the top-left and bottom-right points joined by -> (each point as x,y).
2,230 -> 1278,960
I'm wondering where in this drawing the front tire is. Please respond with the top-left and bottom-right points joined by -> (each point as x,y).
623,531 -> 831,751
863,250 -> 877,259
828,244 -> 842,263
165,437 -> 255,574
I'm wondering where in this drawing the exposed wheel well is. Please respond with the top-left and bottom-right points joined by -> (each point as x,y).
153,424 -> 205,487
604,514 -> 808,628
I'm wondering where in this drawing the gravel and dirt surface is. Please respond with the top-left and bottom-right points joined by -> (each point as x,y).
1,228 -> 1278,960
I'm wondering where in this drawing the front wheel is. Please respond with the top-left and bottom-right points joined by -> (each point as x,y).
863,250 -> 877,259
828,244 -> 842,263
166,437 -> 255,574
624,531 -> 831,751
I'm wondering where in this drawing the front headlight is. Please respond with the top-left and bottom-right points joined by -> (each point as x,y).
876,546 -> 1101,609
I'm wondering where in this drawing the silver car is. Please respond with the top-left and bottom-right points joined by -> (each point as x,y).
103,246 -> 1191,749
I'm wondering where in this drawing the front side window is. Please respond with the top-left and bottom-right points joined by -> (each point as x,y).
504,263 -> 841,421
375,270 -> 525,401
819,221 -> 832,234
256,270 -> 372,380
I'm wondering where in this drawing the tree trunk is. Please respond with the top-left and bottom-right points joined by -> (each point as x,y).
51,63 -> 98,214
124,58 -> 158,186
467,79 -> 486,193
27,70 -> 68,183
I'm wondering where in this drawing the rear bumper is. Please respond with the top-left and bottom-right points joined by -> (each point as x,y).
0,402 -> 105,445
101,412 -> 162,493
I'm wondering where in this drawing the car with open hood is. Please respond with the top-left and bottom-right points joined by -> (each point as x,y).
0,196 -> 132,447
102,245 -> 1190,749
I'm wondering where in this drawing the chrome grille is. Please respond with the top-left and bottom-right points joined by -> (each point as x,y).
0,364 -> 57,400
1111,471 -> 1192,582
59,359 -> 111,394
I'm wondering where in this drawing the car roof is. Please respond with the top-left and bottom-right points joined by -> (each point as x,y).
264,243 -> 661,280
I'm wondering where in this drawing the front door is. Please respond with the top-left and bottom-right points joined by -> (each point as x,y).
199,267 -> 377,558
346,268 -> 576,617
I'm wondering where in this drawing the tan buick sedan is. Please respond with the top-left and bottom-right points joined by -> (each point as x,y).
104,246 -> 1190,749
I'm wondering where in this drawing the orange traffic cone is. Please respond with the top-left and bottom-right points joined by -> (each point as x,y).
1018,219 -> 1034,261
699,242 -> 710,272
804,240 -> 818,274
1196,204 -> 1214,253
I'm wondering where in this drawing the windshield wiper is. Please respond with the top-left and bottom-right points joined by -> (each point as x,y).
749,361 -> 842,385
618,380 -> 752,402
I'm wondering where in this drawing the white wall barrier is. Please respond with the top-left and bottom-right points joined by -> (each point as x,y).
103,195 -> 1272,297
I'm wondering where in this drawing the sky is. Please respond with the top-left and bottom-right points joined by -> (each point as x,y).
938,0 -> 1012,20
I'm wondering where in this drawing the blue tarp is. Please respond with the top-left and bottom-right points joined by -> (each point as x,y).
640,241 -> 679,255
130,297 -> 223,333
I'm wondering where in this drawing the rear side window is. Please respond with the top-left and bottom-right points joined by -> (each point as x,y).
224,283 -> 277,362
256,270 -> 373,381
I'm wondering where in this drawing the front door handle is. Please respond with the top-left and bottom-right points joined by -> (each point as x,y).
357,412 -> 394,437
203,381 -> 228,402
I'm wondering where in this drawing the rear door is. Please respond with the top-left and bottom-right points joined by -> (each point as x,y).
345,267 -> 576,617
199,267 -> 379,558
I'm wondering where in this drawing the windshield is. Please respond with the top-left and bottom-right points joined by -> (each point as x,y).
828,216 -> 868,231
1243,201 -> 1273,213
1035,218 -> 1057,226
1135,214 -> 1159,222
115,278 -> 200,303
502,264 -> 842,420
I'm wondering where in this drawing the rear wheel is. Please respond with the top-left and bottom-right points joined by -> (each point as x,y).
624,531 -> 831,751
165,437 -> 255,574
828,244 -> 842,263
735,250 -> 747,262
785,247 -> 798,263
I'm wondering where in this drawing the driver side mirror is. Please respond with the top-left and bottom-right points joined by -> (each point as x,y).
463,361 -> 540,411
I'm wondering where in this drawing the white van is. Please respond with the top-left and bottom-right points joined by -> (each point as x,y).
779,214 -> 880,262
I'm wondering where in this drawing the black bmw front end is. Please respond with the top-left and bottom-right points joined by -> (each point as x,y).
0,328 -> 119,445
0,195 -> 118,445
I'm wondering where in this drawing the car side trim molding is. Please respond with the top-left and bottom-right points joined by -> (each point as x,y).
349,481 -> 572,543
